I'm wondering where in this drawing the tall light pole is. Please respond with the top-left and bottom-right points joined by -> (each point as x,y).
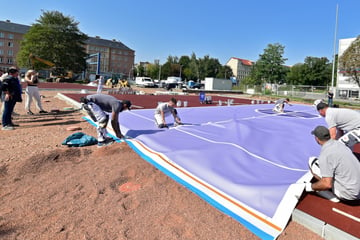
179,65 -> 183,79
331,4 -> 339,91
158,64 -> 161,81
128,65 -> 133,81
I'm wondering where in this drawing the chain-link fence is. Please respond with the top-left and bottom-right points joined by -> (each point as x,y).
238,84 -> 329,100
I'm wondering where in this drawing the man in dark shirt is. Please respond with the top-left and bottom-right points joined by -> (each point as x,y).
2,67 -> 22,130
327,91 -> 334,107
81,94 -> 131,147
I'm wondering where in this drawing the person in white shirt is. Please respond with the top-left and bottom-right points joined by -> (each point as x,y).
154,97 -> 182,128
24,70 -> 47,115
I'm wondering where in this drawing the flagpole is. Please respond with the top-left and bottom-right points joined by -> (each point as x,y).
331,4 -> 339,90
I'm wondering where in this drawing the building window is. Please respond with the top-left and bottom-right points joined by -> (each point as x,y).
0,41 -> 3,46
8,34 -> 14,39
8,42 -> 13,47
0,32 -> 4,38
7,58 -> 13,64
0,49 -> 3,55
8,49 -> 13,56
0,57 -> 2,63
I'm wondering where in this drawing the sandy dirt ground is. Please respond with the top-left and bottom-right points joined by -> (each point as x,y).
0,90 -> 323,240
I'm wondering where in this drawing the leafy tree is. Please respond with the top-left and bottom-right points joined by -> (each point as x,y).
286,57 -> 332,86
136,64 -> 145,77
216,65 -> 233,79
302,57 -> 332,86
286,63 -> 305,85
17,10 -> 88,73
188,52 -> 200,81
252,43 -> 288,84
339,36 -> 360,86
146,63 -> 159,79
178,55 -> 191,80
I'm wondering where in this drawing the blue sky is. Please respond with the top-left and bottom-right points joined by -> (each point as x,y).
2,0 -> 359,66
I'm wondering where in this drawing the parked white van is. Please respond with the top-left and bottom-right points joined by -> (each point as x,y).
166,76 -> 182,84
135,77 -> 155,87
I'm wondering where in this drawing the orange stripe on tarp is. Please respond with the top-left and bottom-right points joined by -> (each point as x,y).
133,139 -> 282,232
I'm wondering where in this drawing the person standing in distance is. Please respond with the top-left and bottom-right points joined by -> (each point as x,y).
1,67 -> 22,130
96,75 -> 105,94
327,90 -> 334,107
24,69 -> 47,115
80,94 -> 131,147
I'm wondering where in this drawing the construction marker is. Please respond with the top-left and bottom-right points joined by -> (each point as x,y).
332,208 -> 360,222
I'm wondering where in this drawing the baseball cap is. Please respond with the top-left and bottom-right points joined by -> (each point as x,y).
311,126 -> 330,140
8,67 -> 19,74
123,100 -> 132,110
316,102 -> 328,111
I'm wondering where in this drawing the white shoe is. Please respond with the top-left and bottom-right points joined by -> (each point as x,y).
316,190 -> 340,203
2,125 -> 14,130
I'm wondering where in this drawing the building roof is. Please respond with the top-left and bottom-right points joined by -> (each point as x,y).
230,57 -> 253,66
85,37 -> 134,52
0,20 -> 133,52
0,20 -> 30,33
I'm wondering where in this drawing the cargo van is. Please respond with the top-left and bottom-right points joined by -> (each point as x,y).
135,77 -> 155,87
166,76 -> 182,84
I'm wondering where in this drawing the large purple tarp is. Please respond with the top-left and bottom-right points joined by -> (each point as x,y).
92,103 -> 326,239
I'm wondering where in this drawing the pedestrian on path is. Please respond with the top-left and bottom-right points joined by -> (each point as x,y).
24,69 -> 47,115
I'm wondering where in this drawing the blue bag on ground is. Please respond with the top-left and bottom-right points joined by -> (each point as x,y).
62,132 -> 97,147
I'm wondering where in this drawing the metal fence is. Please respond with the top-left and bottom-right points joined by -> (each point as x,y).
238,84 -> 329,100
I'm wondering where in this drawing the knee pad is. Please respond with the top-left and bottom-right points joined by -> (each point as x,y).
83,104 -> 97,122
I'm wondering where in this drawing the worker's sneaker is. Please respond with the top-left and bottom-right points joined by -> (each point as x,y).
158,124 -> 168,129
39,110 -> 48,114
2,125 -> 14,130
97,138 -> 114,148
27,111 -> 34,115
316,190 -> 340,203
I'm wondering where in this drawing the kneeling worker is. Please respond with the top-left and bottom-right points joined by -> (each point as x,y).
272,98 -> 291,113
155,97 -> 182,128
80,94 -> 131,147
306,125 -> 360,203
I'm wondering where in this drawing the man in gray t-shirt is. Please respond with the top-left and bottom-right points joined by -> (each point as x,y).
306,126 -> 360,202
272,98 -> 292,113
154,97 -> 182,128
317,102 -> 360,149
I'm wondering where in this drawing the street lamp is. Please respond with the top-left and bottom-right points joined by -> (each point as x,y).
158,64 -> 161,81
179,65 -> 183,79
128,65 -> 133,81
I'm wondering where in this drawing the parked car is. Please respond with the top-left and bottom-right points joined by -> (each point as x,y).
135,77 -> 155,88
182,83 -> 204,90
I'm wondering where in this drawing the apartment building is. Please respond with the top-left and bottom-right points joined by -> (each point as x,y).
225,57 -> 253,84
0,20 -> 135,78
